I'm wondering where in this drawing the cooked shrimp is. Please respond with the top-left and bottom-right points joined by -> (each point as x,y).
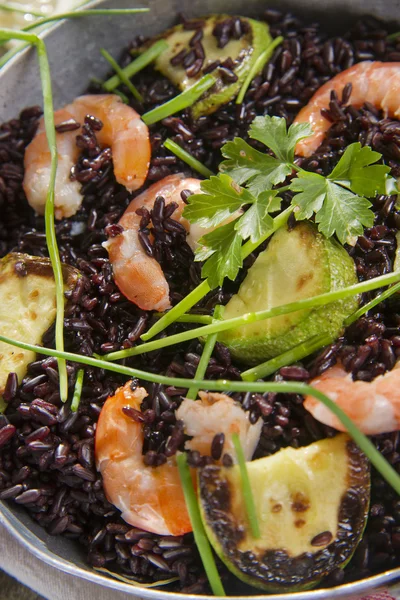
294,61 -> 400,157
176,391 -> 262,459
23,109 -> 82,219
95,382 -> 262,535
304,361 -> 400,434
23,94 -> 150,219
105,174 -> 203,312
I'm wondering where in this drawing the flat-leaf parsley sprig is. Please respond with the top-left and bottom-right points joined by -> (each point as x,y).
183,174 -> 281,287
185,116 -> 397,285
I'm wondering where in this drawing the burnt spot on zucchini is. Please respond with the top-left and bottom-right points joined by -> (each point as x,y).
198,435 -> 370,592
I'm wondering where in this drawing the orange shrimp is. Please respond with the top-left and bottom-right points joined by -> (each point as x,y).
304,362 -> 400,434
95,382 -> 262,535
105,174 -> 202,312
23,94 -> 150,219
294,61 -> 400,157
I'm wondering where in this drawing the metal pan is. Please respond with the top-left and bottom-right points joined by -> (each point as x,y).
0,0 -> 399,597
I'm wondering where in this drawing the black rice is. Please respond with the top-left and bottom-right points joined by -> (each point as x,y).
0,8 -> 399,595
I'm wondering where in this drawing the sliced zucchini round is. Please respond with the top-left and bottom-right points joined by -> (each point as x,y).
150,15 -> 272,118
0,253 -> 81,396
218,222 -> 359,364
199,434 -> 370,592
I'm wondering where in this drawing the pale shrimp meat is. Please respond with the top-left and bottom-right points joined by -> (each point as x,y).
23,94 -> 150,219
294,61 -> 400,157
304,361 -> 400,435
105,173 -> 203,312
95,382 -> 262,536
176,391 -> 262,460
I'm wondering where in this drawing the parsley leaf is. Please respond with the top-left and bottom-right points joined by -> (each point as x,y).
290,171 -> 374,245
220,138 -> 291,195
197,221 -> 243,288
182,174 -> 255,228
235,192 -> 277,242
329,142 -> 395,197
249,116 -> 313,163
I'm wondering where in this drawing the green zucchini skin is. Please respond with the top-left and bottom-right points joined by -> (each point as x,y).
219,222 -> 359,365
149,15 -> 272,118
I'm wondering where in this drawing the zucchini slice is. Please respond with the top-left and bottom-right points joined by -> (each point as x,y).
218,222 -> 359,364
199,434 -> 370,592
151,15 -> 272,118
0,253 -> 80,396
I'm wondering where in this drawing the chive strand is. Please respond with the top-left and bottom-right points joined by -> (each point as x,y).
0,28 -> 68,402
0,332 -> 400,495
343,281 -> 400,327
71,369 -> 84,412
142,75 -> 216,126
176,454 -> 226,596
164,138 -> 214,178
100,48 -> 143,102
186,306 -> 223,399
236,36 -> 283,105
141,207 -> 293,342
104,270 -> 400,362
103,39 -> 168,92
0,3 -> 43,17
232,433 -> 260,539
21,8 -> 150,33
36,37 -> 68,402
242,332 -> 333,382
141,280 -> 211,341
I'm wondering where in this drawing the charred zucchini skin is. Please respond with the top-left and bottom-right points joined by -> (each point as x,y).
149,15 -> 272,118
198,437 -> 370,592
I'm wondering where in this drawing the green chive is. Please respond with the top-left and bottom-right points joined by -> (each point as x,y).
113,89 -> 129,104
236,36 -> 283,105
100,48 -> 143,102
103,39 -> 168,92
387,31 -> 400,40
0,3 -> 43,17
0,332 -> 400,495
153,312 -> 213,325
344,281 -> 400,327
0,8 -> 150,68
186,305 -> 223,399
0,397 -> 7,414
176,453 -> 226,596
141,206 -> 294,342
142,75 -> 216,126
0,29 -> 68,402
242,332 -> 333,381
21,8 -> 150,33
103,269 -> 400,363
36,37 -> 68,402
164,138 -> 214,178
71,369 -> 84,412
232,432 -> 260,539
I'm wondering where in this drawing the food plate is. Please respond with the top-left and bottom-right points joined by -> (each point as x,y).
0,0 -> 400,598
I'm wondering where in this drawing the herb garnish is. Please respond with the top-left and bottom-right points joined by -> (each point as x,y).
103,269 -> 400,362
180,116 -> 397,288
177,453 -> 226,596
232,432 -> 260,539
